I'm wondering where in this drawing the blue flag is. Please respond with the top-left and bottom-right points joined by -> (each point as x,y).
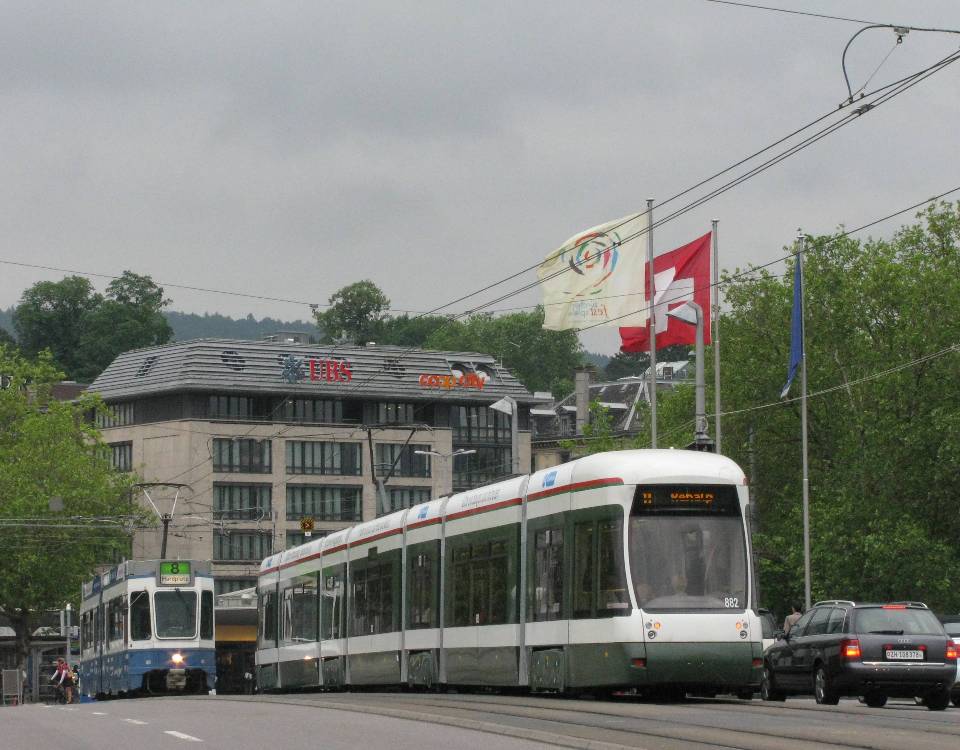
780,255 -> 803,399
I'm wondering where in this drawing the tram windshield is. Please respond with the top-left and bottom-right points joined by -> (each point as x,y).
628,485 -> 747,611
154,590 -> 198,638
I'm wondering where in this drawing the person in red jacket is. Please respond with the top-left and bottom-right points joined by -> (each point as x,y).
50,657 -> 74,704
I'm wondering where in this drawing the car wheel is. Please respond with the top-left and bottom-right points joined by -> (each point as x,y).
863,692 -> 887,708
760,664 -> 786,702
814,666 -> 840,706
923,688 -> 950,711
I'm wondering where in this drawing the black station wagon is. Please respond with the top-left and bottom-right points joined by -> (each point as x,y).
760,600 -> 957,710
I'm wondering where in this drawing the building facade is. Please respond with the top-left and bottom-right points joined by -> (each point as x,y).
88,339 -> 540,594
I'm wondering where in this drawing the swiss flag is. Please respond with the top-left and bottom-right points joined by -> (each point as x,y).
619,232 -> 712,352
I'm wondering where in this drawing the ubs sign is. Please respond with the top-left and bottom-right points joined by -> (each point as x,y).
280,354 -> 353,384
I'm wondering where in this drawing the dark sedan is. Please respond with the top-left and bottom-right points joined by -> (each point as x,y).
761,600 -> 956,710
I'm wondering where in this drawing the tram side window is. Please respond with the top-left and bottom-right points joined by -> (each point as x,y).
95,606 -> 104,647
200,591 -> 214,640
572,518 -> 630,619
81,611 -> 93,652
130,591 -> 152,640
449,537 -> 511,627
321,568 -> 344,640
407,543 -> 439,629
350,557 -> 395,636
108,597 -> 127,643
531,528 -> 564,622
281,580 -> 319,643
259,591 -> 278,648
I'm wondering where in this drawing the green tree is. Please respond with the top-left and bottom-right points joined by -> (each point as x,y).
0,325 -> 16,349
719,202 -> 960,616
0,347 -> 144,670
75,272 -> 174,381
13,276 -> 101,377
12,272 -> 173,382
378,313 -> 449,347
425,307 -> 583,396
313,280 -> 391,345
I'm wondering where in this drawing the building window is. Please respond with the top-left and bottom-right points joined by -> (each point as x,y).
213,484 -> 271,520
110,442 -> 133,472
215,578 -> 256,596
286,485 -> 362,522
213,438 -> 272,473
375,443 -> 431,478
384,487 -> 431,515
452,446 -> 511,490
96,402 -> 134,428
214,530 -> 272,561
281,398 -> 342,424
376,402 -> 415,425
209,395 -> 265,420
451,406 -> 510,443
285,441 -> 361,476
286,530 -> 327,549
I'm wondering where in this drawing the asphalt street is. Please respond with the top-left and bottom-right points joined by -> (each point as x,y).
3,692 -> 960,749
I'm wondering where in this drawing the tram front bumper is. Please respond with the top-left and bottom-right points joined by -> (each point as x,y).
165,669 -> 187,691
641,641 -> 761,688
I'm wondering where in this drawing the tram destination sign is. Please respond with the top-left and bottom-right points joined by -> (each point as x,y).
158,561 -> 193,586
636,485 -> 739,514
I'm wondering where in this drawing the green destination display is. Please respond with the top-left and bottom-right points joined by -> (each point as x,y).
159,561 -> 192,585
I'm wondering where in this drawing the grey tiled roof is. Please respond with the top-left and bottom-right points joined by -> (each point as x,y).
88,338 -> 542,404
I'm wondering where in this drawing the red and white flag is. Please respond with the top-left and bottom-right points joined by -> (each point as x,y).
619,232 -> 712,352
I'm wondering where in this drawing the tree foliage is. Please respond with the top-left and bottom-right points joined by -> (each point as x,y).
12,272 -> 173,382
0,346 -> 144,668
313,280 -> 390,345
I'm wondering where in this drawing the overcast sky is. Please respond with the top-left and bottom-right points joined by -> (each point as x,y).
2,1 -> 958,354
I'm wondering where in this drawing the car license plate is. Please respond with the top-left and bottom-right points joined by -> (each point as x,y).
885,649 -> 923,660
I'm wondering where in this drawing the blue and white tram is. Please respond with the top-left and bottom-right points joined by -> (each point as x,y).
79,560 -> 216,698
256,450 -> 762,695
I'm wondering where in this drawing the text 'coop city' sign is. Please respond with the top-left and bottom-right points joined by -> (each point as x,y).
418,372 -> 485,390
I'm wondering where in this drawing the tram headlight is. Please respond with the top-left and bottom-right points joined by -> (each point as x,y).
171,652 -> 184,665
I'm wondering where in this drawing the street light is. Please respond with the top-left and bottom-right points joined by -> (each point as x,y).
666,301 -> 712,449
414,449 -> 476,495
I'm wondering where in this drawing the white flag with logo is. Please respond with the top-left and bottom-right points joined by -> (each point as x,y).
539,212 -> 650,330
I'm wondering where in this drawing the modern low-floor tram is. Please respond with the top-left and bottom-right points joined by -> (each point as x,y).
79,559 -> 216,698
256,450 -> 762,695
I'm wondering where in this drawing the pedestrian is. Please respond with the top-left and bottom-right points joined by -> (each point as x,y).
783,603 -> 803,635
50,657 -> 74,704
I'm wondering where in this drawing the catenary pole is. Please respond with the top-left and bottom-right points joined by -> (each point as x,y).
712,220 -> 722,454
647,199 -> 657,448
798,232 -> 812,610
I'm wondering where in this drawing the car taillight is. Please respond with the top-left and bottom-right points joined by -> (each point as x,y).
882,604 -> 906,609
841,638 -> 861,659
946,643 -> 958,662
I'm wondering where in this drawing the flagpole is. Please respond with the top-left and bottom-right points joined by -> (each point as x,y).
647,198 -> 657,448
712,220 -> 721,454
798,230 -> 811,611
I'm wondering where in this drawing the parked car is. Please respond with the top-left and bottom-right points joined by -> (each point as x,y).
760,600 -> 957,710
940,615 -> 960,707
757,607 -> 779,653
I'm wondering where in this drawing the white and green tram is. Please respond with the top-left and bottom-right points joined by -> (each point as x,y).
256,449 -> 762,695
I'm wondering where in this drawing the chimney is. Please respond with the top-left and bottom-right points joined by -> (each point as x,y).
575,367 -> 591,435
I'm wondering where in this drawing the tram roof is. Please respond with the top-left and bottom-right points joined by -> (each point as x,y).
569,449 -> 746,485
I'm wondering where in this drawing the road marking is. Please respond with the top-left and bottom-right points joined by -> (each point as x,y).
164,730 -> 203,742
92,711 -> 108,716
123,718 -> 149,725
